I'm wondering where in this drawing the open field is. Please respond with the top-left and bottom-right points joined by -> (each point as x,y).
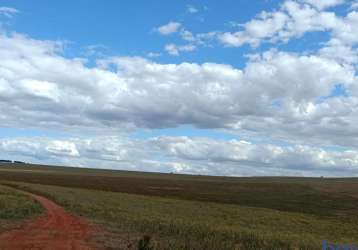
0,184 -> 43,233
1,163 -> 358,249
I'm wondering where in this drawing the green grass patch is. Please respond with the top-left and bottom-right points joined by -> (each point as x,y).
5,181 -> 358,250
0,184 -> 43,232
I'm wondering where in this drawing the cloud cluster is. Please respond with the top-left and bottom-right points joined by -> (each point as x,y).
0,136 -> 139,167
155,0 -> 356,56
158,28 -> 216,56
217,0 -> 358,48
1,135 -> 358,176
1,1 -> 358,176
152,136 -> 358,176
0,32 -> 357,149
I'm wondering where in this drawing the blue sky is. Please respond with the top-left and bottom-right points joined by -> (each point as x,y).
0,0 -> 358,176
0,0 -> 275,138
0,0 -> 299,66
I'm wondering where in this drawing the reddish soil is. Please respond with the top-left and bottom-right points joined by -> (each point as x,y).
0,192 -> 97,250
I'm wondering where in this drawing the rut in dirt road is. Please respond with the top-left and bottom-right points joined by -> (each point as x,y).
0,192 -> 97,250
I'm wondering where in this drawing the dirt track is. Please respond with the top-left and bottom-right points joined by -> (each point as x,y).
0,192 -> 96,250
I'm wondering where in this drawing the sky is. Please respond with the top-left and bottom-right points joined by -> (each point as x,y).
0,0 -> 358,177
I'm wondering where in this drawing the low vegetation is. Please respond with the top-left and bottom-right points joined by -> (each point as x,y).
0,184 -> 43,232
2,164 -> 358,217
1,164 -> 358,249
2,181 -> 358,249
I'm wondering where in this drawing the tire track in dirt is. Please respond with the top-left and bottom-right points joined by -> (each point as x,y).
0,192 -> 97,250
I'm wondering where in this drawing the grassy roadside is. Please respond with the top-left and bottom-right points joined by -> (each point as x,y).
4,181 -> 358,250
0,184 -> 43,233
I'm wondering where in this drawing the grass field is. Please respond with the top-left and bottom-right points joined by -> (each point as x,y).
0,184 -> 43,233
1,163 -> 358,249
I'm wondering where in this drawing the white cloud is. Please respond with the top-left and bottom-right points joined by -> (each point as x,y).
331,11 -> 358,45
18,79 -> 60,102
0,7 -> 19,18
180,30 -> 195,42
156,22 -> 181,35
0,11 -> 357,177
46,141 -> 79,157
164,43 -> 196,55
180,29 -> 217,45
151,136 -> 358,176
217,0 -> 352,48
0,32 -> 357,151
164,43 -> 179,55
187,5 -> 198,14
147,52 -> 161,58
0,136 -> 140,167
351,1 -> 358,10
83,44 -> 107,57
162,29 -> 218,55
319,38 -> 358,64
1,135 -> 358,176
0,1 -> 356,177
219,11 -> 289,47
302,0 -> 345,10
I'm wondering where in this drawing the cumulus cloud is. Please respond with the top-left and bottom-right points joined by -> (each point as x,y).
156,22 -> 181,35
1,2 -> 358,176
151,136 -> 358,176
319,38 -> 358,64
0,32 -> 357,150
167,0 -> 353,52
0,136 -> 142,168
217,0 -> 354,48
2,135 -> 357,176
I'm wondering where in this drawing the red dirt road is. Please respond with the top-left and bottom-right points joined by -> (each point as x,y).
0,192 -> 97,250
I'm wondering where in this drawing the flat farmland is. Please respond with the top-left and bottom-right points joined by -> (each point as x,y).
1,163 -> 358,249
